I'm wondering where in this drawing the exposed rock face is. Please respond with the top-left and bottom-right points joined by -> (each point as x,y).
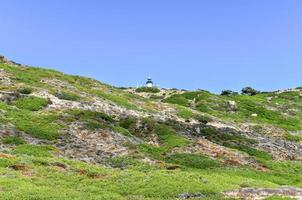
224,186 -> 302,200
0,55 -> 8,63
0,69 -> 13,86
227,100 -> 237,112
56,122 -> 137,164
0,55 -> 22,66
0,91 -> 20,103
173,138 -> 267,170
0,124 -> 49,149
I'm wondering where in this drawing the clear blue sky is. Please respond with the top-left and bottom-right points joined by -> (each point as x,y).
1,0 -> 302,93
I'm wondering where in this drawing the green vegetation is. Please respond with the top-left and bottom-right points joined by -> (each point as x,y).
135,87 -> 160,93
17,87 -> 33,94
221,90 -> 238,96
1,60 -> 302,199
284,133 -> 302,142
0,102 -> 61,140
112,126 -> 132,137
138,124 -> 189,159
2,136 -> 25,145
54,91 -> 80,101
1,151 -> 302,200
12,144 -> 57,157
241,86 -> 260,96
164,91 -> 302,131
66,110 -> 114,130
12,96 -> 50,111
226,143 -> 272,161
165,153 -> 220,169
264,197 -> 296,200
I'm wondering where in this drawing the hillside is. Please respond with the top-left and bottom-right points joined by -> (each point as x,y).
0,55 -> 302,200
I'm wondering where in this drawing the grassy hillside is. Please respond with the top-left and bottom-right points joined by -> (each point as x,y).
0,58 -> 302,199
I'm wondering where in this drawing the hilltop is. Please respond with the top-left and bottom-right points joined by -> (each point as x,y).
0,55 -> 302,200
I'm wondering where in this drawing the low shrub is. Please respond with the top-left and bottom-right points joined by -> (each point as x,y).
68,110 -> 114,130
107,156 -> 139,169
17,87 -> 33,94
119,117 -> 137,130
284,133 -> 302,142
12,145 -> 57,157
2,136 -> 25,145
225,143 -> 272,161
165,153 -> 220,169
221,90 -> 238,96
112,126 -> 132,137
54,91 -> 80,101
135,87 -> 160,93
12,96 -> 50,111
241,87 -> 260,96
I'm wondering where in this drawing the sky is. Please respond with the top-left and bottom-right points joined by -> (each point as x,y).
0,0 -> 302,93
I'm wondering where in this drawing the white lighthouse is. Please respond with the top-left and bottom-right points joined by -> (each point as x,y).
146,77 -> 153,88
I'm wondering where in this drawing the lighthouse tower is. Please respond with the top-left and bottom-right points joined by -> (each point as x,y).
146,77 -> 153,88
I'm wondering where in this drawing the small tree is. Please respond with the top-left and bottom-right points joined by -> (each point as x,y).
221,90 -> 238,96
241,87 -> 259,96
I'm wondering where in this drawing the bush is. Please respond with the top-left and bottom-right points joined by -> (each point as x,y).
165,153 -> 220,169
12,96 -> 50,111
241,87 -> 260,96
107,156 -> 138,169
2,136 -> 25,145
17,87 -> 33,94
112,126 -> 132,137
284,133 -> 302,142
221,90 -> 238,96
68,110 -> 114,130
12,145 -> 56,157
119,118 -> 137,130
54,91 -> 80,101
135,87 -> 160,93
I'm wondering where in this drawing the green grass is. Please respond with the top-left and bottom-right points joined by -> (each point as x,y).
164,91 -> 302,131
12,96 -> 50,111
12,145 -> 57,157
165,153 -> 220,169
226,144 -> 272,161
0,102 -> 61,140
138,124 -> 189,159
17,87 -> 33,94
135,87 -> 160,93
66,109 -> 114,130
284,133 -> 302,142
54,91 -> 80,101
2,56 -> 302,199
2,136 -> 25,145
264,197 -> 296,200
112,126 -> 132,137
0,151 -> 298,200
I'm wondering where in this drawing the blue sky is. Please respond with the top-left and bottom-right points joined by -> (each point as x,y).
0,0 -> 302,93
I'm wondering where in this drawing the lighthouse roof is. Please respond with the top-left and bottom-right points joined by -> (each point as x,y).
146,77 -> 153,84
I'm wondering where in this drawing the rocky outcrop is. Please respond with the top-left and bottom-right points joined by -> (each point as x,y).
56,122 -> 138,164
225,186 -> 302,200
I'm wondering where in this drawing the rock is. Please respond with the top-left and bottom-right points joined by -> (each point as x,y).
0,55 -> 8,62
251,113 -> 258,117
9,164 -> 27,171
227,101 -> 237,112
177,193 -> 205,199
224,186 -> 302,199
0,91 -> 20,103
